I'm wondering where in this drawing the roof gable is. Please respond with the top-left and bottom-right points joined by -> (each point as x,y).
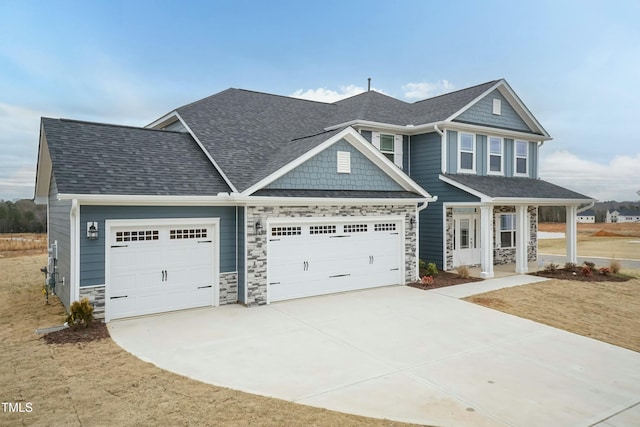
454,89 -> 532,132
265,138 -> 404,192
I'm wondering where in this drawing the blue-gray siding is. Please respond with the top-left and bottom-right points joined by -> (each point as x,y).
455,89 -> 532,132
360,130 -> 372,143
48,174 -> 72,309
79,205 -> 237,287
265,139 -> 403,191
446,130 -> 536,178
162,120 -> 186,132
410,132 -> 480,269
236,206 -> 246,304
402,136 -> 409,173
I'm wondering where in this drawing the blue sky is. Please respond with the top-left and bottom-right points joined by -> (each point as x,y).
1,0 -> 639,201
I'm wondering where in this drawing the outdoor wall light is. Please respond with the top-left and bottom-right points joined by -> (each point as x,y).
254,220 -> 263,234
87,222 -> 99,240
410,217 -> 415,229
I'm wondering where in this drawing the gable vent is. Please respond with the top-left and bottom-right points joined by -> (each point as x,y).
492,98 -> 501,115
337,151 -> 351,174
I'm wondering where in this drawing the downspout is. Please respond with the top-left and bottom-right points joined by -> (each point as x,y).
434,125 -> 445,174
70,199 -> 79,303
537,141 -> 544,179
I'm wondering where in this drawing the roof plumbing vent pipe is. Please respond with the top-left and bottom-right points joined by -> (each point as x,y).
368,78 -> 371,91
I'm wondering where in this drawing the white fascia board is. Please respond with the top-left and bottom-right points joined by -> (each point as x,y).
491,197 -> 595,206
325,119 -> 439,135
34,124 -> 52,203
444,80 -> 503,122
242,127 -> 434,200
439,174 -> 492,202
56,194 -> 236,206
440,122 -> 550,142
146,111 -> 179,129
244,196 -> 429,206
173,112 -> 239,193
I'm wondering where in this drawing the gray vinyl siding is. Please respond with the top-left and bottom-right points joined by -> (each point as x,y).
79,205 -> 237,287
455,89 -> 532,132
504,139 -> 514,177
476,135 -> 487,174
410,132 -> 480,269
236,206 -> 246,304
162,120 -> 186,132
360,130 -> 372,143
446,130 -> 457,173
402,136 -> 409,173
265,139 -> 403,191
48,174 -> 72,310
530,142 -> 538,178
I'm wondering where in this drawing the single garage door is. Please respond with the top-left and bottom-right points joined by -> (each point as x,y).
268,218 -> 402,302
107,221 -> 216,320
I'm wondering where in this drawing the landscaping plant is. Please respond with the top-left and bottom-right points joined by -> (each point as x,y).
65,297 -> 94,329
609,259 -> 621,274
456,265 -> 470,279
421,275 -> 434,286
426,262 -> 438,277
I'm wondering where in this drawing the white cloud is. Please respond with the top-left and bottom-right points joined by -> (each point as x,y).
0,167 -> 36,201
290,85 -> 373,103
540,150 -> 640,202
402,80 -> 455,100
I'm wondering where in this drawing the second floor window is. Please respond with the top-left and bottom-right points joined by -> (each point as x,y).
515,140 -> 528,176
488,136 -> 503,174
380,134 -> 395,162
458,133 -> 475,172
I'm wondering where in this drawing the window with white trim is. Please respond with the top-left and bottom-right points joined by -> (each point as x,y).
488,136 -> 503,175
458,133 -> 475,172
498,214 -> 516,248
379,134 -> 395,162
515,140 -> 529,176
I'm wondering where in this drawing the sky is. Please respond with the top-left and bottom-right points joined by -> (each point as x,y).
1,0 -> 639,202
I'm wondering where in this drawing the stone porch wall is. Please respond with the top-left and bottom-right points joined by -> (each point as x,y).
245,204 -> 417,307
493,206 -> 537,265
79,285 -> 105,320
219,272 -> 238,305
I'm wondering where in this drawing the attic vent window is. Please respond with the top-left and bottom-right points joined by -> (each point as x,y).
492,98 -> 501,115
337,151 -> 351,173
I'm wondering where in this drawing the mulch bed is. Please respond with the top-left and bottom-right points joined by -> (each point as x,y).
42,321 -> 110,345
531,268 -> 632,282
408,271 -> 483,290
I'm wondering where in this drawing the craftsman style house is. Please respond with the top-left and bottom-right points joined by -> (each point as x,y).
35,79 -> 591,321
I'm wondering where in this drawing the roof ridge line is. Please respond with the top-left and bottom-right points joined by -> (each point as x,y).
411,79 -> 500,104
46,117 -> 185,134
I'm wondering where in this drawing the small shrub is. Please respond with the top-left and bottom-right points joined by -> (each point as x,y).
583,261 -> 596,270
609,259 -> 621,274
599,267 -> 611,276
581,265 -> 593,277
419,259 -> 427,270
545,262 -> 559,273
65,298 -> 94,329
456,265 -> 470,279
426,262 -> 438,277
421,275 -> 434,286
564,262 -> 577,270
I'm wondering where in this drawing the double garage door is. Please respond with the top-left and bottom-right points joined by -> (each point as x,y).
268,218 -> 403,302
107,220 -> 216,320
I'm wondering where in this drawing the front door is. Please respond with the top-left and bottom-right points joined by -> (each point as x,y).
453,214 -> 480,267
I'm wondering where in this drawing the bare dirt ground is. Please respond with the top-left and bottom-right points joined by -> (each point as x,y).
465,270 -> 640,352
0,255 -> 418,427
539,223 -> 640,260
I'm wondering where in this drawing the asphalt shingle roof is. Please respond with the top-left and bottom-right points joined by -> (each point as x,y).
42,118 -> 231,196
444,174 -> 591,200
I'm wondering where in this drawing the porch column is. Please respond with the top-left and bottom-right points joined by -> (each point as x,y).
515,205 -> 528,274
566,205 -> 578,263
480,205 -> 494,278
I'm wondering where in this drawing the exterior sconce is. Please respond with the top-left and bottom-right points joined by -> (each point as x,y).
410,217 -> 415,229
254,220 -> 262,234
87,222 -> 99,240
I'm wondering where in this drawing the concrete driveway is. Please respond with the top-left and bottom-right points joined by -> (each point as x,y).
108,285 -> 640,427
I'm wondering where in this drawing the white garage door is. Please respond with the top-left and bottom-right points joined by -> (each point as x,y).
107,220 -> 216,320
268,218 -> 403,302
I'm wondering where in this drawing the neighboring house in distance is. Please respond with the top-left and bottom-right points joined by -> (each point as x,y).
607,209 -> 640,223
34,78 -> 592,322
577,209 -> 596,223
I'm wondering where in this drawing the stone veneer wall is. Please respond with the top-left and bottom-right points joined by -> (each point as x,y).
245,204 -> 417,306
79,285 -> 105,320
445,208 -> 454,270
219,272 -> 238,305
493,205 -> 537,265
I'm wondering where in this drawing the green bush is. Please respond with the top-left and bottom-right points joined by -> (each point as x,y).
419,259 -> 427,270
564,262 -> 577,270
545,262 -> 559,273
426,262 -> 438,277
65,298 -> 94,329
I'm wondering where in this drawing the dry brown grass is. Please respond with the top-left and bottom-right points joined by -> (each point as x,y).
539,222 -> 640,238
465,272 -> 640,352
0,255 -> 418,427
0,233 -> 47,258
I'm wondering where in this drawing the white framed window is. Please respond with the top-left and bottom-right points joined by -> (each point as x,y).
498,213 -> 516,248
492,98 -> 501,115
458,132 -> 476,173
379,134 -> 395,162
372,132 -> 403,168
488,136 -> 504,175
515,140 -> 529,176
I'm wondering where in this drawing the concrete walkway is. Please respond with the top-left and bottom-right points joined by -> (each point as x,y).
108,280 -> 640,427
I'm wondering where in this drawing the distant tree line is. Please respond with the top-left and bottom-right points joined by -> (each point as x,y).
0,199 -> 47,233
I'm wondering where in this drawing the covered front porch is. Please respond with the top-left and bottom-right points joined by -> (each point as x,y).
440,174 -> 594,279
